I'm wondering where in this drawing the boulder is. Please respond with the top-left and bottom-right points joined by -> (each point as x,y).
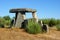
21,20 -> 28,29
42,24 -> 49,32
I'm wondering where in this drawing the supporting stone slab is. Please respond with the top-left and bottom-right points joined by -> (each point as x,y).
15,12 -> 24,28
32,12 -> 38,22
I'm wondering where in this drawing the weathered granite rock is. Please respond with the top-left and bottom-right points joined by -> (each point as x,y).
42,24 -> 49,33
9,8 -> 36,13
21,20 -> 28,29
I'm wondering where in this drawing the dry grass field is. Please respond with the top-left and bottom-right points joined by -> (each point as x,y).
0,27 -> 60,40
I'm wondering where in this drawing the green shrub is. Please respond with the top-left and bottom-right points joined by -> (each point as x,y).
3,16 -> 11,20
0,23 -> 4,28
39,18 -> 60,27
56,24 -> 60,31
5,20 -> 11,26
0,16 -> 11,27
42,19 -> 50,24
49,18 -> 57,27
25,20 -> 42,34
0,18 -> 5,27
39,19 -> 50,25
57,19 -> 60,25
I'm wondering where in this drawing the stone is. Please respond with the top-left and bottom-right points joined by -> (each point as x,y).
9,8 -> 38,28
9,8 -> 36,13
40,20 -> 43,26
21,13 -> 26,20
10,19 -> 15,28
32,12 -> 38,22
15,12 -> 24,28
42,24 -> 49,32
21,20 -> 28,29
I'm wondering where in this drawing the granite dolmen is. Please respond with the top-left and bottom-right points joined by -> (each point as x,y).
9,8 -> 49,32
9,8 -> 38,28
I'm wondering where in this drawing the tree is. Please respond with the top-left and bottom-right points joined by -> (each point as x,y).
3,16 -> 11,26
0,17 -> 5,27
3,15 -> 11,20
49,18 -> 57,26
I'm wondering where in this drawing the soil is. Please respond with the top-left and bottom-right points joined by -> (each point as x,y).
0,27 -> 60,40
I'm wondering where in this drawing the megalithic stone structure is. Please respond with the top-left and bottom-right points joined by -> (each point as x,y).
32,12 -> 38,23
9,8 -> 38,28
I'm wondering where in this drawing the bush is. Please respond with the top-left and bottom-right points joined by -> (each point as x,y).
0,23 -> 4,28
0,16 -> 11,28
5,20 -> 11,26
49,18 -> 57,27
42,19 -> 50,24
38,19 -> 50,25
57,19 -> 60,25
25,20 -> 42,34
3,16 -> 11,20
0,18 -> 5,28
56,24 -> 60,31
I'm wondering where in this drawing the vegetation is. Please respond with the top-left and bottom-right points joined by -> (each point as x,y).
0,16 -> 11,27
39,19 -> 50,25
49,18 -> 57,27
57,19 -> 60,25
0,15 -> 60,32
39,18 -> 60,27
3,16 -> 11,20
25,19 -> 42,34
56,24 -> 60,31
0,17 -> 5,27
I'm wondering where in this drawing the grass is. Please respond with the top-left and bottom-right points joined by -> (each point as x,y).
25,19 -> 42,34
56,24 -> 60,31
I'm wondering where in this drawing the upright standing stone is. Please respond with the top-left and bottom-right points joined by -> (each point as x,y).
41,20 -> 43,26
32,12 -> 38,22
21,13 -> 26,20
15,12 -> 24,28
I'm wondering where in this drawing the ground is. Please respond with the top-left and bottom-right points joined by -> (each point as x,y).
0,27 -> 60,40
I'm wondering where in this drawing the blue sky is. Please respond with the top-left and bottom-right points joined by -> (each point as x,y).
0,0 -> 60,19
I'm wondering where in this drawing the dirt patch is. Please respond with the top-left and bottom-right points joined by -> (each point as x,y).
0,27 -> 60,40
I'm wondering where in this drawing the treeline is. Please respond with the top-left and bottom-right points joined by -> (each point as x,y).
0,16 -> 60,34
0,16 -> 60,27
39,18 -> 60,27
26,18 -> 60,34
25,18 -> 60,34
0,16 -> 11,27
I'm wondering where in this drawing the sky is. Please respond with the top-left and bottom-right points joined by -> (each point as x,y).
0,0 -> 60,19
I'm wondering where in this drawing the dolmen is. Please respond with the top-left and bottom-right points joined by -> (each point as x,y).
9,8 -> 38,28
